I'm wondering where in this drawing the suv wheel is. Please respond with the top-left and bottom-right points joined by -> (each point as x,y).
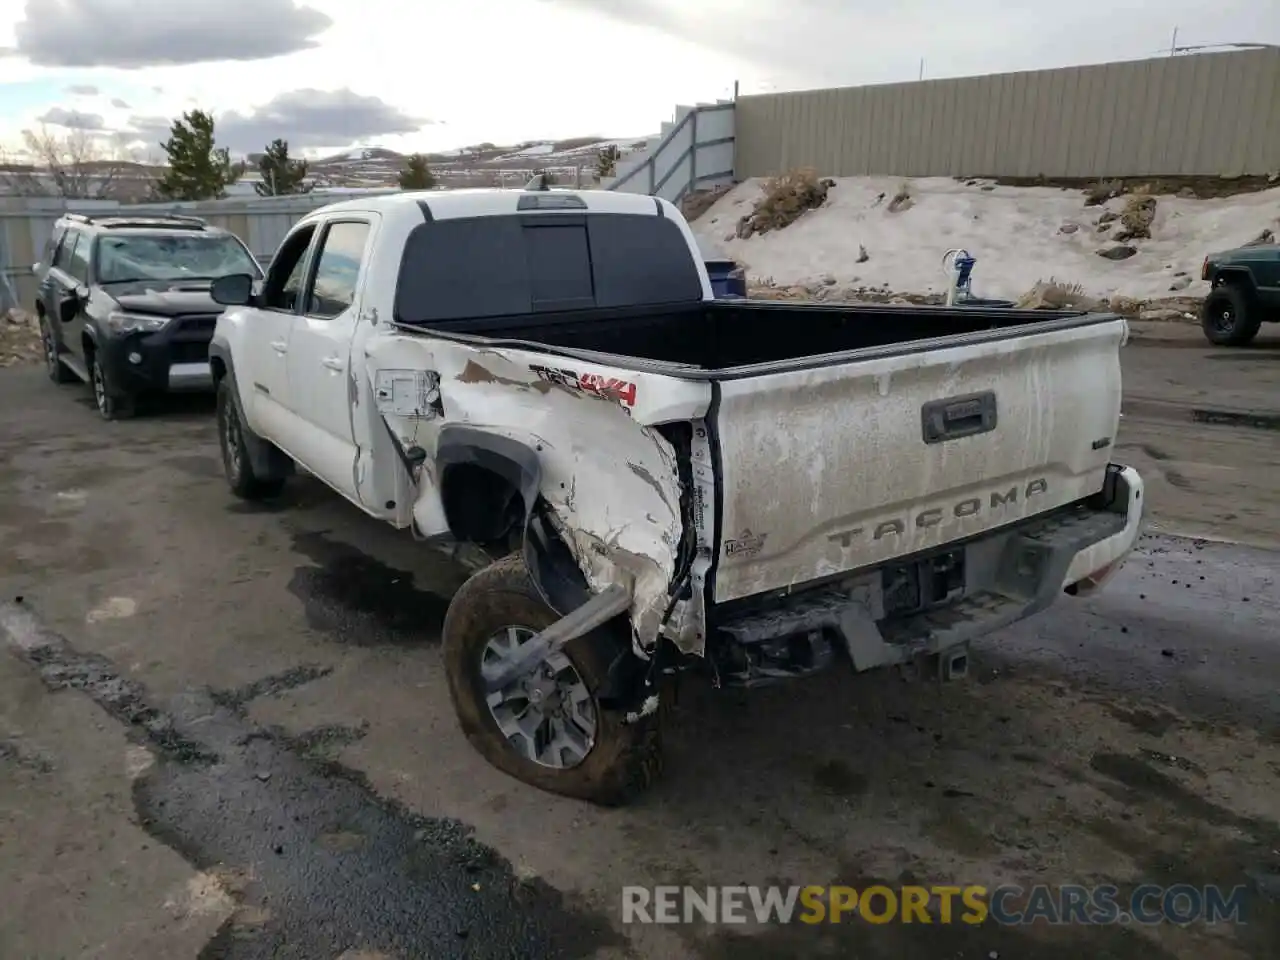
89,352 -> 135,420
39,314 -> 75,384
1201,285 -> 1261,347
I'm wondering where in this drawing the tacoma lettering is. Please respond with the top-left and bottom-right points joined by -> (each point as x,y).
827,479 -> 1049,548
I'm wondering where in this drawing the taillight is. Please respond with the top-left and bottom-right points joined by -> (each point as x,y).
1201,257 -> 1210,281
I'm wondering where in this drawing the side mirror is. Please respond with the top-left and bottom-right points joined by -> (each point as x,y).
211,273 -> 256,306
58,292 -> 80,324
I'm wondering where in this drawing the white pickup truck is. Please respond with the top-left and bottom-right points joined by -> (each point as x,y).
208,187 -> 1145,805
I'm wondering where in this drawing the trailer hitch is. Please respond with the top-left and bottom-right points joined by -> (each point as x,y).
481,583 -> 632,693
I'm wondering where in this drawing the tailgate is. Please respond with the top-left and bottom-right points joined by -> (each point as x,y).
709,318 -> 1125,604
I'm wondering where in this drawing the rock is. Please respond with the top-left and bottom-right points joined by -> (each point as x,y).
1178,186 -> 1198,198
1115,195 -> 1158,241
980,184 -> 995,192
1097,244 -> 1138,261
1243,228 -> 1274,248
856,244 -> 869,263
820,274 -> 837,286
1109,296 -> 1143,317
1058,223 -> 1080,234
966,179 -> 978,186
1141,307 -> 1186,321
1168,276 -> 1192,291
1098,210 -> 1118,225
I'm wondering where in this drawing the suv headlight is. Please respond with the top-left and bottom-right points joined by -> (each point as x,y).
106,311 -> 170,333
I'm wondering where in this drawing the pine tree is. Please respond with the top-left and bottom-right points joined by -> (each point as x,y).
596,144 -> 620,180
398,154 -> 436,190
255,138 -> 311,196
154,110 -> 239,201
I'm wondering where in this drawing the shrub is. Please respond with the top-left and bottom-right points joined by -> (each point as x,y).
735,168 -> 832,239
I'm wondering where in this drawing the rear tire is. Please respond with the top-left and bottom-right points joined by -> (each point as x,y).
1201,285 -> 1261,346
39,313 -> 75,384
442,553 -> 663,806
217,378 -> 285,500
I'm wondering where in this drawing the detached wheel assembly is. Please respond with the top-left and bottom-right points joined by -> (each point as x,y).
442,553 -> 663,805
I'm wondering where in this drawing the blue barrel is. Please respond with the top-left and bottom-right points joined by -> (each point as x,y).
705,259 -> 746,298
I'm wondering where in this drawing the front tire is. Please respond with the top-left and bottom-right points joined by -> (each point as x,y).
217,379 -> 285,500
1201,285 -> 1261,346
89,351 -> 135,420
442,554 -> 663,805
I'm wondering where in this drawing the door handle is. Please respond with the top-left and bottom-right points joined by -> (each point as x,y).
270,340 -> 288,353
321,356 -> 344,371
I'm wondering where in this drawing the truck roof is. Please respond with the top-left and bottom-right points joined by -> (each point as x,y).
300,188 -> 674,228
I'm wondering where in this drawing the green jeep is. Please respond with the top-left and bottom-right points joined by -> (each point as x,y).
1199,240 -> 1280,346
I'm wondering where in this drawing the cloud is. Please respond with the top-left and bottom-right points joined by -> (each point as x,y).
216,88 -> 427,154
66,83 -> 99,95
11,0 -> 332,68
120,89 -> 428,155
544,0 -> 1279,87
37,107 -> 106,130
111,98 -> 131,109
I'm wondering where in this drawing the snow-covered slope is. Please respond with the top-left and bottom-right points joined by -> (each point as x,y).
693,177 -> 1280,301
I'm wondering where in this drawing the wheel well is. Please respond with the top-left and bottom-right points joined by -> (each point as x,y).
210,355 -> 227,382
440,463 -> 525,547
1212,269 -> 1256,295
81,331 -> 95,357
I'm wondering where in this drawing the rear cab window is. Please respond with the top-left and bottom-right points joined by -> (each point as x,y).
393,211 -> 704,330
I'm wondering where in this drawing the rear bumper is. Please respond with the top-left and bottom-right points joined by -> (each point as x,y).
714,463 -> 1145,674
1060,464 -> 1144,595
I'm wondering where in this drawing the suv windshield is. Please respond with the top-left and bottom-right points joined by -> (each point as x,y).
94,233 -> 262,284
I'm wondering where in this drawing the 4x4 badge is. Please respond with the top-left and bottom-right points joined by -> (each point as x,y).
724,529 -> 767,557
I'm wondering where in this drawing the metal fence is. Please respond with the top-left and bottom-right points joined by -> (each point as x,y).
0,193 -> 392,311
734,47 -> 1280,180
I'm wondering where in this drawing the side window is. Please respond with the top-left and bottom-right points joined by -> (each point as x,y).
305,221 -> 370,319
43,225 -> 67,265
262,224 -> 317,312
53,229 -> 80,273
67,232 -> 90,284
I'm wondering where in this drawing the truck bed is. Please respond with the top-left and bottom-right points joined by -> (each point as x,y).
421,299 -> 1108,374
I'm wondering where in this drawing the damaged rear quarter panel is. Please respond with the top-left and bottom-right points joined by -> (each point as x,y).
367,332 -> 711,651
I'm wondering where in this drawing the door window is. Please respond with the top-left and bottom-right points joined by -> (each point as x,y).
53,230 -> 81,273
43,225 -> 67,266
305,221 -> 370,319
261,224 -> 316,312
66,232 -> 90,284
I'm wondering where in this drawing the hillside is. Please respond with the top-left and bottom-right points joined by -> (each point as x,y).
305,135 -> 650,189
693,176 -> 1280,304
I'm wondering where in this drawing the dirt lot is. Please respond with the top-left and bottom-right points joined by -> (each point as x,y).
0,330 -> 1278,959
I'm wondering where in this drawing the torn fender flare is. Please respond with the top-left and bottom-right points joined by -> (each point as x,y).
434,423 -> 541,528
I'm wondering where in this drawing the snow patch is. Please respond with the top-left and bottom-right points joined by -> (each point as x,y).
692,177 -> 1280,302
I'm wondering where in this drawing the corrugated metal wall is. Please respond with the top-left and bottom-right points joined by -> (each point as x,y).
734,48 -> 1280,180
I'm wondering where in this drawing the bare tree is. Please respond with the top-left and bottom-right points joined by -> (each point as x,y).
0,125 -> 134,200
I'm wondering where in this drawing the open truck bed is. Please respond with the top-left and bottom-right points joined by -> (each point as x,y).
403,298 -> 1108,374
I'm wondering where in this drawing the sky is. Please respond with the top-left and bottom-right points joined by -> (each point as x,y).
0,0 -> 1275,161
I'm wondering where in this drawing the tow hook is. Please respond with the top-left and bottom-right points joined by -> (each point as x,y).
481,583 -> 631,692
